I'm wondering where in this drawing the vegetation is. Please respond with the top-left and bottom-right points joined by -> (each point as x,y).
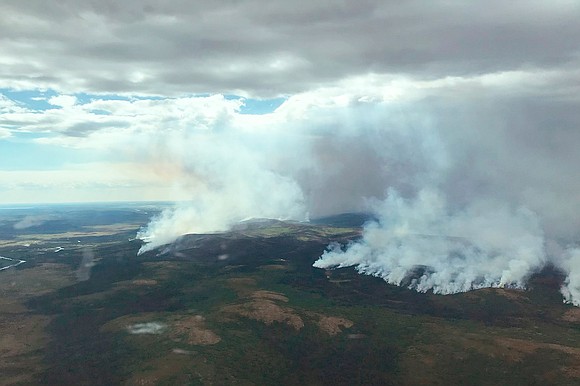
1,207 -> 580,385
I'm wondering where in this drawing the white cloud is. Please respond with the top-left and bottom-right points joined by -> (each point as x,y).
48,95 -> 77,108
0,127 -> 11,139
1,94 -> 243,143
0,94 -> 26,114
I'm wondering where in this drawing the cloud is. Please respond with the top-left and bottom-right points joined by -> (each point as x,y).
0,128 -> 11,139
48,95 -> 77,108
0,94 -> 27,118
1,1 -> 579,96
2,94 -> 242,140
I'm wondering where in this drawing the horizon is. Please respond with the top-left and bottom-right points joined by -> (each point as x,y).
0,199 -> 177,207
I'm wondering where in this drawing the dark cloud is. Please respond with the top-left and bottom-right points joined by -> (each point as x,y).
1,0 -> 579,95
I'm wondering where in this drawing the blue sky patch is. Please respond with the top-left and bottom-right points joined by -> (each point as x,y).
224,95 -> 286,115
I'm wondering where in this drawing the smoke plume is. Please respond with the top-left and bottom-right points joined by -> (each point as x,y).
560,249 -> 580,306
136,80 -> 580,304
76,247 -> 96,282
314,189 -> 547,294
135,104 -> 309,254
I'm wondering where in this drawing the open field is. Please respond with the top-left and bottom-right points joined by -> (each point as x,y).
1,205 -> 580,385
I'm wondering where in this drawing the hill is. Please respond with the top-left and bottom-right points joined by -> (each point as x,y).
1,212 -> 580,385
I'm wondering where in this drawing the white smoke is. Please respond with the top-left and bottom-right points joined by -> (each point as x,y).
135,112 -> 308,254
132,78 -> 580,304
135,97 -> 441,254
560,248 -> 580,306
314,189 -> 547,294
76,247 -> 97,281
13,215 -> 51,230
127,322 -> 167,335
137,169 -> 306,254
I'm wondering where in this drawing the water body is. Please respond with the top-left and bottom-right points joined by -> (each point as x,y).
0,256 -> 26,271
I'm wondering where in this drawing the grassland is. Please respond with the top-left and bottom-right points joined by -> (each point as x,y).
1,210 -> 580,385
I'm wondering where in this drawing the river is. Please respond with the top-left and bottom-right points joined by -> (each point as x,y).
0,256 -> 26,271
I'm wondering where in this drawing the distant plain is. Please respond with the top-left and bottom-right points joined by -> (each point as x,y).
1,204 -> 580,385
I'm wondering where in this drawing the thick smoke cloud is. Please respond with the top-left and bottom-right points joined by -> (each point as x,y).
311,84 -> 580,303
136,160 -> 306,254
138,77 -> 579,304
136,117 -> 309,254
561,249 -> 580,306
314,189 -> 547,294
136,92 -> 444,253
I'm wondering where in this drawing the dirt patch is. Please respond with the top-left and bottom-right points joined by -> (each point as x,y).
102,313 -> 221,346
222,290 -> 304,330
562,308 -> 580,323
251,290 -> 289,302
224,300 -> 304,330
131,279 -> 158,286
317,316 -> 354,336
223,280 -> 303,330
171,315 -> 221,345
563,366 -> 580,378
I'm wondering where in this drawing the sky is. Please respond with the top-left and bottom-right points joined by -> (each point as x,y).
2,1 -> 580,301
0,0 -> 578,205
